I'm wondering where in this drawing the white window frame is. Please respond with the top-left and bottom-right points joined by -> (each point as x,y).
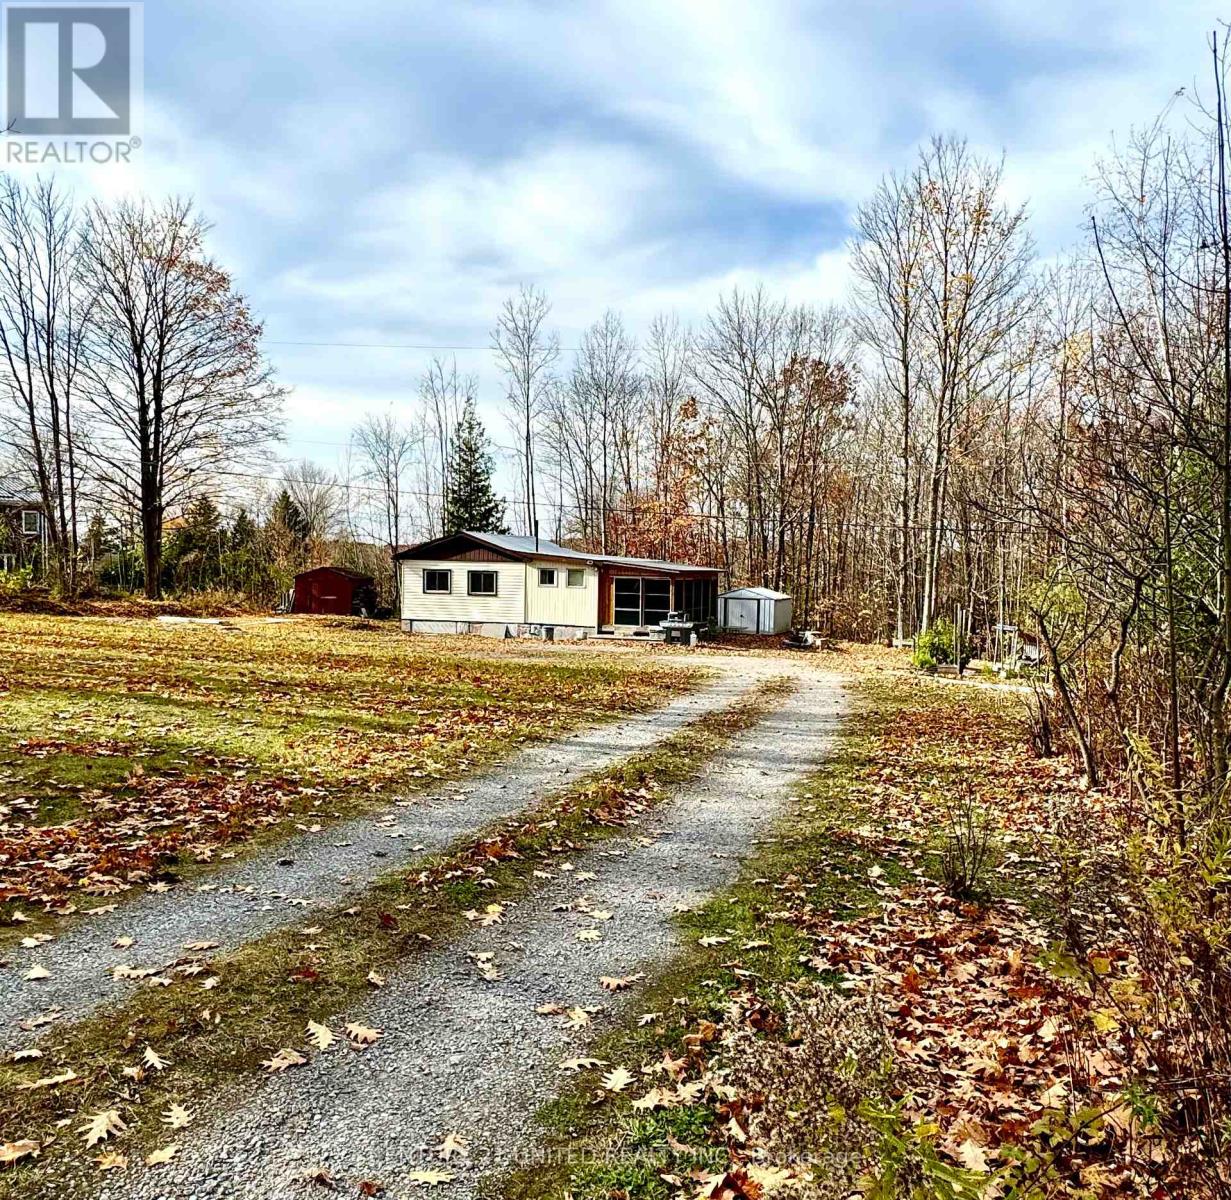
566,568 -> 585,588
422,568 -> 452,594
538,567 -> 557,587
468,569 -> 498,597
21,509 -> 40,536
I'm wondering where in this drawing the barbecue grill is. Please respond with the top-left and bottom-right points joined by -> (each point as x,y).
659,611 -> 699,645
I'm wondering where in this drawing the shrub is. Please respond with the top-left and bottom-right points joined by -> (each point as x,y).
939,783 -> 999,901
0,564 -> 34,596
913,619 -> 962,670
725,987 -> 898,1196
1024,680 -> 1055,757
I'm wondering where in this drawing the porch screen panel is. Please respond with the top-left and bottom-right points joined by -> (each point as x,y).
642,579 -> 670,626
614,577 -> 641,626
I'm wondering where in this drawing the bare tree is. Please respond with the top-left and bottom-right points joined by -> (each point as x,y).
0,176 -> 90,592
492,284 -> 558,537
417,357 -> 470,538
282,459 -> 342,544
641,313 -> 694,559
851,169 -> 925,641
82,197 -> 284,597
911,137 -> 1033,632
353,412 -> 416,601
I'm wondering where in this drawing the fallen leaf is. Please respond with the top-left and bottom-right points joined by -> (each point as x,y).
22,965 -> 50,981
599,973 -> 644,992
162,1104 -> 192,1129
957,1139 -> 991,1172
345,1022 -> 382,1047
142,1045 -> 170,1072
17,1069 -> 78,1091
631,1087 -> 671,1111
145,1144 -> 178,1166
80,1110 -> 126,1147
306,1020 -> 337,1051
261,1048 -> 308,1073
559,1056 -> 606,1071
0,1140 -> 39,1166
562,1006 -> 591,1029
405,1169 -> 454,1186
601,1066 -> 634,1093
95,1150 -> 127,1171
436,1132 -> 469,1160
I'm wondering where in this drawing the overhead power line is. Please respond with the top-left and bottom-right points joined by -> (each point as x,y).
265,339 -> 582,353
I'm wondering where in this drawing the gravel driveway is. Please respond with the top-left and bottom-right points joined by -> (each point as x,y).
94,662 -> 844,1200
1,660 -> 777,1047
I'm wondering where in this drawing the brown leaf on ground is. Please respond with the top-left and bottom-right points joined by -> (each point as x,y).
79,1110 -> 126,1146
261,1048 -> 308,1073
0,1140 -> 39,1166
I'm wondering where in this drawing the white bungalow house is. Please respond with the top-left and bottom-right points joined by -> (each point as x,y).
395,530 -> 721,639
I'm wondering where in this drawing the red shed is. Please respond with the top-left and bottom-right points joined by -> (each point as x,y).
291,567 -> 377,616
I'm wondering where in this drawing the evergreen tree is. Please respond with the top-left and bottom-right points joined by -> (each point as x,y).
82,512 -> 116,562
267,488 -> 310,587
229,508 -> 258,552
269,489 -> 309,540
165,496 -> 224,590
443,400 -> 507,535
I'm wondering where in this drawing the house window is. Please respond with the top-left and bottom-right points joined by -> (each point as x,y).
468,570 -> 497,596
21,510 -> 39,536
567,568 -> 585,588
423,569 -> 452,594
538,567 -> 557,587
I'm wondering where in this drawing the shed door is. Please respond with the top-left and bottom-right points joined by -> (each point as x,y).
725,598 -> 758,632
311,575 -> 349,615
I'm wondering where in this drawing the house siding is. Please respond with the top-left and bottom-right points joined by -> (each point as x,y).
400,559 -> 524,625
524,560 -> 597,627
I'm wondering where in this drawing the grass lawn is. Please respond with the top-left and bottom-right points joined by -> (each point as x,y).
0,615 -> 695,932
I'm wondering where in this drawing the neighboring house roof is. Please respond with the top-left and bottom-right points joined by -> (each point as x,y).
396,530 -> 722,575
720,586 -> 791,600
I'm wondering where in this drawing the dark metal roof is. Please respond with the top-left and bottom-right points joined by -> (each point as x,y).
294,566 -> 375,583
396,530 -> 721,575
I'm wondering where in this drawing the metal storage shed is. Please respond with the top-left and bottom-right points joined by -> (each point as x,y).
291,567 -> 377,616
718,586 -> 793,635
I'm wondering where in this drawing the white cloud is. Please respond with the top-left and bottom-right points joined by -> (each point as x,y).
17,0 -> 1231,500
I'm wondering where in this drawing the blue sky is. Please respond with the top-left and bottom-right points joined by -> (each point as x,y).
45,0 -> 1231,485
